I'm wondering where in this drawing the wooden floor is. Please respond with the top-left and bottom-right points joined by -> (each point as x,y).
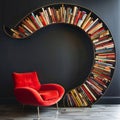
0,104 -> 120,120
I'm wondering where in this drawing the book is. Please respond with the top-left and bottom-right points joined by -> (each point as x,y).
71,6 -> 78,24
95,57 -> 115,62
68,92 -> 77,106
59,5 -> 64,22
42,8 -> 49,24
50,8 -> 57,23
100,30 -> 110,38
95,60 -> 114,67
97,52 -> 115,56
39,12 -> 47,26
56,10 -> 60,22
18,26 -> 30,36
77,11 -> 87,27
70,90 -> 80,106
96,55 -> 115,60
93,66 -> 111,76
95,37 -> 112,46
11,28 -> 25,38
81,84 -> 95,103
90,27 -> 105,40
66,7 -> 72,23
93,76 -> 107,88
95,48 -> 114,54
85,81 -> 100,97
92,68 -> 111,81
62,5 -> 67,22
47,7 -> 53,23
35,15 -> 44,27
85,18 -> 99,32
53,8 -> 58,23
82,17 -> 92,29
81,12 -> 92,28
86,80 -> 103,95
88,78 -> 104,92
72,89 -> 83,106
22,19 -> 36,32
88,23 -> 103,35
95,42 -> 114,50
84,19 -> 94,31
67,93 -> 74,106
21,24 -> 33,34
94,63 -> 111,72
25,17 -> 37,30
74,10 -> 82,25
92,71 -> 110,84
93,35 -> 109,43
30,13 -> 40,29
78,87 -> 92,105
10,28 -> 21,38
78,92 -> 88,106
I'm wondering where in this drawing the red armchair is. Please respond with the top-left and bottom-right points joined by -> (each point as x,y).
12,71 -> 65,119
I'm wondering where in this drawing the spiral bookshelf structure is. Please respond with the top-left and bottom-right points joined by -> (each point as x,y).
3,3 -> 116,107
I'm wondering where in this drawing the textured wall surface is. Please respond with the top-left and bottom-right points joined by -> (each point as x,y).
0,0 -> 120,104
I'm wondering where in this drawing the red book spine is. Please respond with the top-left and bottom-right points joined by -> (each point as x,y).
92,70 -> 111,80
81,85 -> 94,103
74,10 -> 81,25
99,35 -> 109,41
98,53 -> 115,56
39,13 -> 47,26
94,77 -> 107,88
18,26 -> 28,36
30,15 -> 40,29
95,42 -> 114,48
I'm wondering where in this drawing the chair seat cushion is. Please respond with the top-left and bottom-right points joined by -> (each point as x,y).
39,90 -> 59,101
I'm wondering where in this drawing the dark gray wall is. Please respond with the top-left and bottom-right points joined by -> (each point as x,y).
0,0 -> 120,104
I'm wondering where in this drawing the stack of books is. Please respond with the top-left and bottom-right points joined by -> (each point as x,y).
4,4 -> 116,107
4,4 -> 112,40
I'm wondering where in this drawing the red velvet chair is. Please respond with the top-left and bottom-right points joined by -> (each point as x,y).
12,71 -> 65,119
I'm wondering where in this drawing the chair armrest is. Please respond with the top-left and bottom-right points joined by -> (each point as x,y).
14,87 -> 43,106
40,84 -> 65,97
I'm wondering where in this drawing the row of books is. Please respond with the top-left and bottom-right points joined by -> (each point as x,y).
65,39 -> 115,107
5,4 -> 110,39
65,49 -> 115,107
65,47 -> 115,107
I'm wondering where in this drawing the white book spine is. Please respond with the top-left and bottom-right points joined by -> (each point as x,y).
31,13 -> 40,27
22,24 -> 33,33
77,14 -> 87,27
95,37 -> 112,45
36,15 -> 43,28
83,84 -> 97,100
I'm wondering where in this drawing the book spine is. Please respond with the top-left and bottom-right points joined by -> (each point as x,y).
85,18 -> 99,32
71,6 -> 78,24
77,11 -> 87,27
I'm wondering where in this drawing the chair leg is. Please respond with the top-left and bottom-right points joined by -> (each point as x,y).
56,103 -> 66,114
56,103 -> 59,114
37,106 -> 40,120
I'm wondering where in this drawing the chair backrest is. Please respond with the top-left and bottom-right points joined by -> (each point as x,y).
12,72 -> 41,90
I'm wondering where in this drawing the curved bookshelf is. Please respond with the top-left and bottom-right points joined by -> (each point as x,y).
3,3 -> 116,107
